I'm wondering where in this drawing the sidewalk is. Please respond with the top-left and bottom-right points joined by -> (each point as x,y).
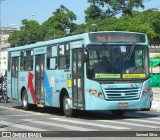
151,88 -> 160,111
152,87 -> 160,95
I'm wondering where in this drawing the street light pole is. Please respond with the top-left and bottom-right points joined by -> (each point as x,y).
0,0 -> 5,74
0,0 -> 5,45
32,14 -> 35,20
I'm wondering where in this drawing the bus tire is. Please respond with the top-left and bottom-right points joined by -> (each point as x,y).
63,95 -> 73,117
22,90 -> 29,110
112,110 -> 125,117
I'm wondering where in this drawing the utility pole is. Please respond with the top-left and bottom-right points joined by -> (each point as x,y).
0,0 -> 5,74
0,0 -> 5,45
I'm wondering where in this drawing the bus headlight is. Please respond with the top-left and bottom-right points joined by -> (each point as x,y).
141,88 -> 151,97
88,89 -> 105,99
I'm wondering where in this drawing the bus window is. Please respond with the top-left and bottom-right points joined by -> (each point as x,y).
58,43 -> 70,69
135,50 -> 143,67
47,46 -> 57,69
12,57 -> 18,78
123,47 -> 145,74
20,50 -> 33,71
50,58 -> 56,69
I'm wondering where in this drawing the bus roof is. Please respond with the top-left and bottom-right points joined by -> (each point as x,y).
8,33 -> 88,52
8,31 -> 147,52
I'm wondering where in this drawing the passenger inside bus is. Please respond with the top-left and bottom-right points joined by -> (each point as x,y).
93,56 -> 109,73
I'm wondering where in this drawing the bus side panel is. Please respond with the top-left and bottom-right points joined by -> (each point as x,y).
11,78 -> 19,100
44,70 -> 53,106
44,70 -> 62,107
7,72 -> 12,99
44,70 -> 72,108
19,71 -> 35,104
27,71 -> 36,104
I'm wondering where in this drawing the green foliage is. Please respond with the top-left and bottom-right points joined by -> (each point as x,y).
73,24 -> 87,34
42,5 -> 77,40
8,2 -> 160,46
8,19 -> 42,47
85,4 -> 103,22
9,5 -> 77,47
87,0 -> 144,17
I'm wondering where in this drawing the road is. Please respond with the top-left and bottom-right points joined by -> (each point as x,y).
0,100 -> 160,138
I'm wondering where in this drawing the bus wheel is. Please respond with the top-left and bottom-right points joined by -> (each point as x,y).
22,90 -> 29,110
63,95 -> 73,117
112,110 -> 125,117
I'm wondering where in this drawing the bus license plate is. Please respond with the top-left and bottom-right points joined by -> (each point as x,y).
118,102 -> 128,107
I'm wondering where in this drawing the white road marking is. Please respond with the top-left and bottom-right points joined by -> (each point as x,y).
23,119 -> 96,131
0,121 -> 47,131
49,118 -> 130,130
97,119 -> 160,128
125,118 -> 160,125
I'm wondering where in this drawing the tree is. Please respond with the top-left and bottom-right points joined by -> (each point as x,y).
143,9 -> 160,44
8,19 -> 42,47
8,5 -> 77,46
73,24 -> 87,34
87,0 -> 144,17
85,4 -> 103,22
42,5 -> 77,40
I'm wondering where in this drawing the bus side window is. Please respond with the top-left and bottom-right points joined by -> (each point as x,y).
58,43 -> 70,69
20,50 -> 33,71
20,51 -> 24,71
47,46 -> 57,69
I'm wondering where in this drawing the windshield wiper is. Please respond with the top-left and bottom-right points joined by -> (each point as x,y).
103,42 -> 112,53
125,44 -> 135,60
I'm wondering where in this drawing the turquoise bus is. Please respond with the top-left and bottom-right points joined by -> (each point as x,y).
7,31 -> 153,117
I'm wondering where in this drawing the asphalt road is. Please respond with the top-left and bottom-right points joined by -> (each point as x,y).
0,96 -> 160,140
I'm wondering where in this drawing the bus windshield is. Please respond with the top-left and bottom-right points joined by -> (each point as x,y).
87,45 -> 149,80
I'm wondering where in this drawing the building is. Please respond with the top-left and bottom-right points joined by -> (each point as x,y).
0,27 -> 16,75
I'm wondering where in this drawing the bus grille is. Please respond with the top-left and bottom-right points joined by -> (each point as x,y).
104,87 -> 140,101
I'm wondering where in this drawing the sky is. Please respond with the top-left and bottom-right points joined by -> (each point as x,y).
1,0 -> 160,29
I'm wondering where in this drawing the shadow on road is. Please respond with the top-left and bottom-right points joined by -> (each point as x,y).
1,100 -> 160,120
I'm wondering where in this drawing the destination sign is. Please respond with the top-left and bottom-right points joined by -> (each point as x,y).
89,32 -> 146,43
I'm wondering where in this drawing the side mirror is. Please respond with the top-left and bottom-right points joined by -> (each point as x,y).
84,52 -> 88,62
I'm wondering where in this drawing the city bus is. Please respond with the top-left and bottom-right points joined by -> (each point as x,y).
7,31 -> 153,117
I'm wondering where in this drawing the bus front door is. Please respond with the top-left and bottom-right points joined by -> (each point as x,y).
72,49 -> 84,109
35,54 -> 45,105
11,57 -> 19,100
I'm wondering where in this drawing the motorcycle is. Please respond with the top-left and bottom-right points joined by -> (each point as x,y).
0,83 -> 8,103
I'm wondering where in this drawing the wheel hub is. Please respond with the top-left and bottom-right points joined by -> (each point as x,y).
64,98 -> 71,110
